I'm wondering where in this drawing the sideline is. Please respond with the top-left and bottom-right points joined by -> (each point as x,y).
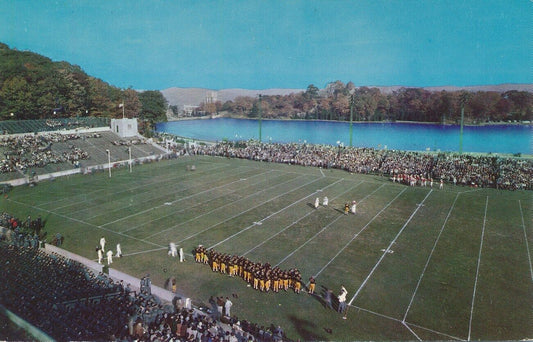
518,200 -> 533,281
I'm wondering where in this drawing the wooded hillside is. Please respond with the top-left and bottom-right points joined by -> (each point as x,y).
0,43 -> 167,125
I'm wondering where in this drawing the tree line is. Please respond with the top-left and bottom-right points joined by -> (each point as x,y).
0,43 -> 167,126
200,81 -> 532,124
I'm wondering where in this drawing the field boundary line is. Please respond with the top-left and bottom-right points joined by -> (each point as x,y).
312,185 -> 406,279
518,200 -> 533,281
175,176 -> 323,244
7,198 -> 166,249
467,196 -> 488,341
276,182 -> 381,267
73,164 -> 253,218
144,174 -> 311,239
345,303 -> 463,341
406,321 -> 465,341
403,192 -> 460,321
111,170 -> 275,230
402,322 -> 422,341
349,189 -> 433,305
209,179 -> 345,250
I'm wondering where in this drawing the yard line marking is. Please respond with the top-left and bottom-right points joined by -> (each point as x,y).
518,200 -> 533,281
467,196 -> 488,341
107,169 -> 275,229
76,164 -> 253,218
7,198 -> 166,248
150,175 -> 323,241
319,168 -> 325,177
119,170 -> 278,233
245,181 -> 368,258
208,179 -> 345,249
276,182 -> 379,267
144,174 -> 310,239
48,160 -> 227,210
312,185 -> 406,279
175,176 -> 323,244
403,192 -> 460,321
349,189 -> 433,306
403,322 -> 422,341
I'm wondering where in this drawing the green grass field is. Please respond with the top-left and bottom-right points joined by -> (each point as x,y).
2,156 -> 532,341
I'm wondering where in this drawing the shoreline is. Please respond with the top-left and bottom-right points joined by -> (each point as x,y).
165,115 -> 532,127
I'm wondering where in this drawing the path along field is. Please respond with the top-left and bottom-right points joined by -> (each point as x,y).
2,155 -> 531,341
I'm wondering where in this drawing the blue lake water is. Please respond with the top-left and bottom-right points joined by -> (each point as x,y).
156,118 -> 532,155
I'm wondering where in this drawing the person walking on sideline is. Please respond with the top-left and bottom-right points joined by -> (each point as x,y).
323,196 -> 329,206
115,243 -> 122,258
179,247 -> 185,262
314,197 -> 320,209
97,247 -> 103,264
106,250 -> 113,265
99,236 -> 106,252
338,285 -> 348,318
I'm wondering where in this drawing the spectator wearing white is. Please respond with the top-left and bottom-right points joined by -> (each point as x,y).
224,297 -> 233,316
97,248 -> 103,264
99,236 -> 106,252
106,250 -> 113,265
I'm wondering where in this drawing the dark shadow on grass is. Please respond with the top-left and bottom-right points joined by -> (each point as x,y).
287,314 -> 326,341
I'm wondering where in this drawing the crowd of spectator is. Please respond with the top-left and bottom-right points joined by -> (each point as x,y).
0,236 -> 287,341
0,133 -> 89,174
183,141 -> 532,191
195,246 -> 303,294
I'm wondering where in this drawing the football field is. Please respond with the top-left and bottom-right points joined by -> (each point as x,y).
2,155 -> 532,341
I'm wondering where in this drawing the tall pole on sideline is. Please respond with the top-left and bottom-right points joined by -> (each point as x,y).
128,146 -> 132,173
258,94 -> 262,142
122,101 -> 125,119
349,94 -> 354,147
106,149 -> 111,178
459,104 -> 464,154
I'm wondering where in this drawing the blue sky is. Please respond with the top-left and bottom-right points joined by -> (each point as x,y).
0,0 -> 530,90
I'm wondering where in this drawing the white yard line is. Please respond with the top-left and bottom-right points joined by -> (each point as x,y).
79,165 -> 254,219
403,192 -> 460,321
49,161 -> 228,210
406,321 -> 465,341
7,198 -> 166,248
111,170 -> 275,231
467,196 -> 489,341
348,189 -> 433,306
275,182 -> 379,267
244,181 -> 369,257
208,179 -> 345,249
144,174 -> 312,239
312,186 -> 406,279
518,200 -> 533,281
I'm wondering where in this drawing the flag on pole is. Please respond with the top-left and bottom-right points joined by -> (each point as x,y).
118,103 -> 124,108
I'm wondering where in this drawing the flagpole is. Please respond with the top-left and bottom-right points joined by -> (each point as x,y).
122,101 -> 125,119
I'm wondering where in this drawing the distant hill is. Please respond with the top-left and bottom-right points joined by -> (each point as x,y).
162,84 -> 533,108
162,87 -> 305,108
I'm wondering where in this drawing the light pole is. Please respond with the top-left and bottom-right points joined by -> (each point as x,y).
349,94 -> 354,147
106,149 -> 111,178
258,94 -> 262,142
128,146 -> 132,173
